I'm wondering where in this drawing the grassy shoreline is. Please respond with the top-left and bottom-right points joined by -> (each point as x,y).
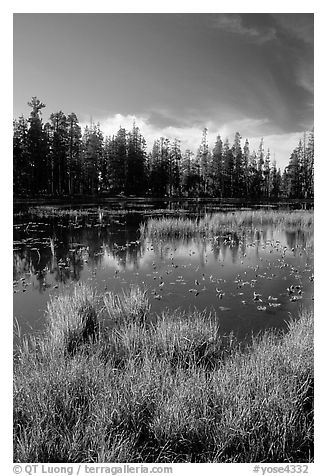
14,284 -> 313,463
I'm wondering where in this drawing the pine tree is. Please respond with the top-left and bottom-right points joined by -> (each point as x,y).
148,138 -> 169,197
243,138 -> 250,196
169,139 -> 182,196
160,137 -> 171,196
67,113 -> 82,195
232,132 -> 244,198
287,146 -> 302,199
283,167 -> 292,198
13,116 -> 30,194
306,130 -> 314,198
210,135 -> 224,197
222,138 -> 234,197
257,138 -> 265,198
27,97 -> 48,194
81,123 -> 103,194
248,151 -> 260,199
270,159 -> 281,199
126,123 -> 147,196
196,128 -> 210,195
263,149 -> 271,199
48,111 -> 69,195
180,149 -> 197,196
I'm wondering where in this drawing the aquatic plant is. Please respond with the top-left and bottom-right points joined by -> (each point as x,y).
141,210 -> 314,238
28,206 -> 94,217
23,206 -> 190,219
14,284 -> 313,463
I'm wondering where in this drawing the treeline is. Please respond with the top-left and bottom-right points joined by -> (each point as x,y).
13,97 -> 314,199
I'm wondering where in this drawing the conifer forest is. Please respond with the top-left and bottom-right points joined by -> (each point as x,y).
13,97 -> 314,201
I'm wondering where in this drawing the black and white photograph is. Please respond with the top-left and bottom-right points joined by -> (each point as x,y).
11,6 -> 317,470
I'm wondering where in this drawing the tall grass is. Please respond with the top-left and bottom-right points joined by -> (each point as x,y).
103,286 -> 151,325
14,285 -> 313,463
141,210 -> 314,238
45,284 -> 99,355
103,309 -> 234,371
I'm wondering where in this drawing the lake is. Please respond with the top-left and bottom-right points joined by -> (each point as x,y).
13,204 -> 314,341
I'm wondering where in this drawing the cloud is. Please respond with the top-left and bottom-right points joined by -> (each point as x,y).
212,14 -> 276,44
85,114 -> 270,152
88,113 -> 205,152
294,58 -> 314,94
247,132 -> 302,169
270,15 -> 313,95
145,109 -> 191,129
273,14 -> 313,45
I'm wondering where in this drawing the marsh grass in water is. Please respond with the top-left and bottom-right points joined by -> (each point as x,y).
141,210 -> 314,238
21,206 -> 190,219
14,285 -> 313,463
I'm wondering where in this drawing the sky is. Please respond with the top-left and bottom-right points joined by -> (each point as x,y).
13,13 -> 314,168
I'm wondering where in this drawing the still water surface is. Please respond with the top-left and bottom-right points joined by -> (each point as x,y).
13,207 -> 314,340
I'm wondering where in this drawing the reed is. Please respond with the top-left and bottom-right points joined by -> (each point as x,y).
141,210 -> 314,238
